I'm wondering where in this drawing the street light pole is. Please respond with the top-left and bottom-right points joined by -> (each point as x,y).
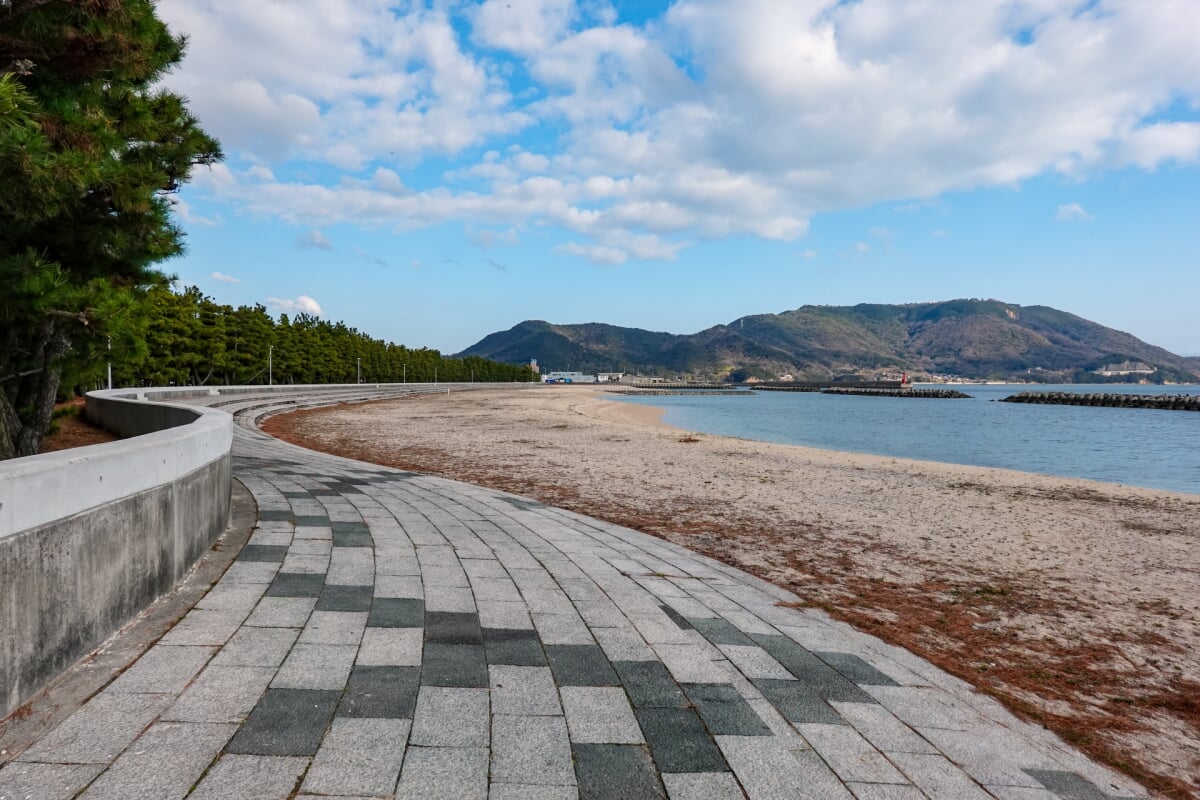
356,357 -> 361,384
106,337 -> 112,390
434,366 -> 437,385
268,345 -> 273,386
403,363 -> 406,384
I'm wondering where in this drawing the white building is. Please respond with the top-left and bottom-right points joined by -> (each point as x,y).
543,371 -> 596,383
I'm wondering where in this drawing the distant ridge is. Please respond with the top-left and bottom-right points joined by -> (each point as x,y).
457,300 -> 1199,383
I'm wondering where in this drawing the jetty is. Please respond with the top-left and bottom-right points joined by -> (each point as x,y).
1000,391 -> 1200,411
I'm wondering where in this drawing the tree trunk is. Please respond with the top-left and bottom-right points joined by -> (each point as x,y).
14,321 -> 68,457
0,392 -> 19,461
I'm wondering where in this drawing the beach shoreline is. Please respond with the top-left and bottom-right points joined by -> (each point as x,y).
263,385 -> 1200,798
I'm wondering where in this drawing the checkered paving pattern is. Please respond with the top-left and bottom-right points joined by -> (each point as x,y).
0,389 -> 1149,800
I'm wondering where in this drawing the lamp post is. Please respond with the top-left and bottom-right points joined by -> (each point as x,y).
402,363 -> 406,383
434,366 -> 437,385
356,357 -> 361,384
268,345 -> 273,386
106,337 -> 112,390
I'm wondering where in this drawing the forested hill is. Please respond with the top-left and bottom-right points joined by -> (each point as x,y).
458,300 -> 1198,383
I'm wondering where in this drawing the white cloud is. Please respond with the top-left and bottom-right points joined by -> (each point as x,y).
855,241 -> 871,254
1056,203 -> 1093,222
168,196 -> 218,226
298,229 -> 334,249
472,0 -> 575,53
557,242 -> 628,264
266,295 -> 324,316
468,227 -> 521,249
800,249 -> 818,259
211,271 -> 241,284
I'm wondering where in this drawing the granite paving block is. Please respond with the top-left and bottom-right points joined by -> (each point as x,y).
248,529 -> 293,547
846,784 -> 928,800
338,665 -> 420,718
293,525 -> 332,540
660,772 -> 744,800
422,642 -> 489,687
718,644 -> 794,680
573,744 -> 665,800
105,644 -> 215,694
222,560 -> 281,584
0,762 -> 104,800
635,707 -> 728,773
490,665 -> 562,715
315,583 -> 374,612
288,538 -> 332,555
369,597 -> 426,627
484,627 -> 547,666
375,574 -> 425,598
299,610 -> 368,645
561,687 -> 643,744
198,580 -> 272,611
189,754 -> 308,800
797,723 -> 907,784
163,665 -> 275,723
717,735 -> 854,800
752,635 -> 877,703
272,643 -> 357,689
489,785 -> 579,800
479,600 -> 535,630
534,612 -> 595,645
266,572 -> 325,597
754,678 -> 846,725
358,626 -> 424,666
658,604 -> 693,630
546,645 -> 619,686
916,726 -> 1053,788
424,585 -> 478,612
395,746 -> 489,800
491,716 -> 575,786
258,509 -> 294,521
302,717 -> 411,796
239,544 -> 290,562
426,611 -> 484,644
652,644 -> 730,683
227,689 -> 340,756
816,652 -> 901,686
1024,769 -> 1114,800
333,530 -> 374,547
78,721 -> 234,800
886,752 -> 992,800
423,565 -> 470,587
470,577 -> 523,602
593,627 -> 656,662
411,687 -> 491,746
327,547 -> 375,584
294,514 -> 330,526
830,702 -> 938,754
279,553 -> 329,574
159,608 -> 246,645
212,626 -> 300,667
614,660 -> 688,708
680,683 -> 771,736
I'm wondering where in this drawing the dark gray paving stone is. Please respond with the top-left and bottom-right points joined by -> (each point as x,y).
316,584 -> 374,612
368,598 -> 425,628
326,483 -> 364,494
258,509 -> 294,521
658,604 -> 693,631
311,489 -> 340,497
689,618 -> 756,647
226,689 -> 339,756
752,634 -> 876,702
425,611 -> 483,645
1024,769 -> 1112,800
294,515 -> 330,525
283,491 -> 312,498
754,679 -> 846,725
333,530 -> 373,547
483,628 -> 547,666
338,666 -> 420,718
680,683 -> 772,736
815,651 -> 900,686
546,645 -> 619,687
635,707 -> 728,773
266,572 -> 325,598
614,661 -> 687,708
239,545 -> 289,563
421,643 -> 488,687
573,744 -> 666,800
340,477 -> 372,485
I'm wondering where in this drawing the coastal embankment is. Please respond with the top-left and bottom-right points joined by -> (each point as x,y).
263,386 -> 1200,798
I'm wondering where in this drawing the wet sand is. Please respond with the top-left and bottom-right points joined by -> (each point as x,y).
264,385 -> 1200,798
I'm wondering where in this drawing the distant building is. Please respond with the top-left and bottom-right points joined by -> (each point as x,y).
596,372 -> 625,383
530,359 -> 540,375
543,371 -> 596,383
1095,361 -> 1156,376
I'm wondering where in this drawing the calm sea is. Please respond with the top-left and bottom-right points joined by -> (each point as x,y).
613,384 -> 1200,495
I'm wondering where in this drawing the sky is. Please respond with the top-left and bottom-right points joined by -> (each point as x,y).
156,0 -> 1200,357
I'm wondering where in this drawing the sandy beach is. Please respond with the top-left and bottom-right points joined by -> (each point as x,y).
264,385 -> 1200,798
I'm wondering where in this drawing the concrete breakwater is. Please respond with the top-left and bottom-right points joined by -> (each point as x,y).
821,387 -> 973,399
1000,391 -> 1200,411
605,389 -> 752,396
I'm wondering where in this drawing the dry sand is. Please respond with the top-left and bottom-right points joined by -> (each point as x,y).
264,385 -> 1200,798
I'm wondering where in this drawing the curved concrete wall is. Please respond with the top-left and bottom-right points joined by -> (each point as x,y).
0,389 -> 233,716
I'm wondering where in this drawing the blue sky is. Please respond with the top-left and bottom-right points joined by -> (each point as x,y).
158,0 -> 1200,356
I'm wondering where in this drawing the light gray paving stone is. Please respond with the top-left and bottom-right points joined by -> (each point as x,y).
377,556 -> 423,576
293,525 -> 332,540
479,600 -> 535,630
489,783 -> 579,800
221,561 -> 281,584
521,588 -> 575,615
560,686 -> 643,744
247,529 -> 293,547
652,643 -> 730,683
188,754 -> 308,800
298,611 -> 368,645
533,613 -> 595,645
491,715 -> 575,786
660,596 -> 718,620
423,565 -> 470,587
464,559 -> 508,579
78,721 -> 235,800
244,596 -> 316,628
288,539 -> 332,555
411,687 -> 491,747
105,645 -> 215,694
395,746 -> 489,800
425,586 -> 477,612
271,644 -> 357,690
327,548 -> 375,585
357,627 -> 424,666
212,626 -> 300,667
886,751 -> 992,800
197,581 -> 269,613
279,553 -> 329,574
574,599 -> 629,628
831,702 -> 939,754
719,609 -> 777,636
302,718 -> 410,797
797,723 -> 907,784
0,762 -> 104,800
716,735 -> 855,800
593,626 -> 656,662
718,645 -> 794,680
159,609 -> 248,646
915,726 -> 1053,788
468,577 -> 522,602
490,666 -> 563,716
661,771 -> 745,800
983,787 -> 1060,800
863,687 -> 975,731
162,666 -> 274,723
375,574 -> 425,598
632,616 -> 700,646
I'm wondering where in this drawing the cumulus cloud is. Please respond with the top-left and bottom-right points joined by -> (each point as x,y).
266,295 -> 324,316
211,271 -> 241,284
298,229 -> 334,249
161,1 -> 1200,262
1056,203 -> 1093,222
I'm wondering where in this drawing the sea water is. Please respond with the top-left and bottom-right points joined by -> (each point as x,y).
613,384 -> 1200,495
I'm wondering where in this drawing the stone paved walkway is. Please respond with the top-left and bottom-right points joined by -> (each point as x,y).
0,389 -> 1150,800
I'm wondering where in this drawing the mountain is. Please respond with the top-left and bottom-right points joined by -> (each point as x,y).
457,300 -> 1200,383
